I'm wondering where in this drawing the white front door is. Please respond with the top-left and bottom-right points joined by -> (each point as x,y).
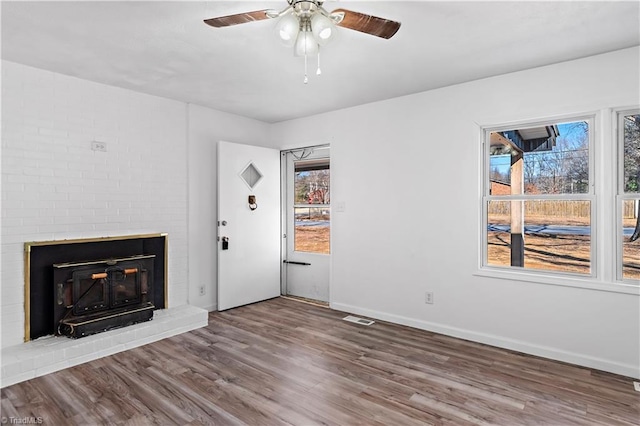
217,141 -> 281,310
282,146 -> 330,302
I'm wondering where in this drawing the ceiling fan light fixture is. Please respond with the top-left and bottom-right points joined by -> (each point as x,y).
329,11 -> 345,25
203,1 -> 401,84
294,30 -> 319,57
275,11 -> 300,46
311,13 -> 335,45
265,9 -> 281,19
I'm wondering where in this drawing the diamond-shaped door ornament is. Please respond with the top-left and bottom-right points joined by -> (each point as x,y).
239,162 -> 263,189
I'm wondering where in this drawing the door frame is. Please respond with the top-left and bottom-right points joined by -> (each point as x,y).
280,144 -> 331,299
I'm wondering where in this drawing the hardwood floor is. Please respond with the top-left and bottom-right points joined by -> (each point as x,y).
2,297 -> 638,425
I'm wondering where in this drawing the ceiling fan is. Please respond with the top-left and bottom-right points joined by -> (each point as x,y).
204,0 -> 401,83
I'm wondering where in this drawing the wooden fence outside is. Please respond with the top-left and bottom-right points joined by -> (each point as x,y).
488,200 -> 638,218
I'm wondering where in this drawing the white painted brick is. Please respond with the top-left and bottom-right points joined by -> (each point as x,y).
3,192 -> 37,203
38,128 -> 68,138
68,193 -> 96,202
1,371 -> 36,389
53,216 -> 85,225
2,61 -> 189,350
23,117 -> 55,129
6,174 -> 39,184
3,226 -> 39,236
32,347 -> 66,369
33,361 -> 71,379
3,209 -> 38,218
56,185 -> 84,194
34,192 -> 68,201
1,218 -> 23,227
23,166 -> 55,177
65,224 -> 96,233
1,181 -> 25,193
0,326 -> 24,351
0,304 -> 24,319
36,224 -> 69,234
1,242 -> 23,255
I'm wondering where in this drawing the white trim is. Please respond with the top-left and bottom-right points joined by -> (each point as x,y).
473,268 -> 640,295
485,194 -> 594,201
281,145 -> 331,298
330,302 -> 640,379
615,108 -> 640,284
480,114 -> 600,281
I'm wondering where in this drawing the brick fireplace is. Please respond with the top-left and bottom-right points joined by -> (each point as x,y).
25,234 -> 167,341
1,233 -> 208,388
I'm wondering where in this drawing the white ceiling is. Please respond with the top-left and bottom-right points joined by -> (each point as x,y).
2,1 -> 639,123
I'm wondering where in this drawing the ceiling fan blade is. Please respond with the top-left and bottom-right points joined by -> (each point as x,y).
204,9 -> 274,28
331,8 -> 401,39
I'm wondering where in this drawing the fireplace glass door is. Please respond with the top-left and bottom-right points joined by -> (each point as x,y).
71,269 -> 110,315
70,261 -> 143,315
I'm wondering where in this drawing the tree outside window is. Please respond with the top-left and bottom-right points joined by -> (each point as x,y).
620,112 -> 640,281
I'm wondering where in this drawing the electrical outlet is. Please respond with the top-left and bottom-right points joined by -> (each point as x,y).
199,286 -> 205,296
634,381 -> 640,392
91,141 -> 107,152
425,292 -> 434,304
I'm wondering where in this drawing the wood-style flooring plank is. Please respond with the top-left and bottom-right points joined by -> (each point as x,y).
2,297 -> 638,425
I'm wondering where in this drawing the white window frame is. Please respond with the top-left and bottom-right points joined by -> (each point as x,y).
478,114 -> 604,283
616,108 -> 640,284
477,110 -> 640,295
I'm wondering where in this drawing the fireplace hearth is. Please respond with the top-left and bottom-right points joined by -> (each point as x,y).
25,234 -> 167,341
53,255 -> 155,338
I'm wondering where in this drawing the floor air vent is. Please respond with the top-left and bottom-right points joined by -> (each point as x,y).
343,315 -> 375,326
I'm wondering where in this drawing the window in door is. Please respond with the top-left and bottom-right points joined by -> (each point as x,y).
294,159 -> 330,254
618,110 -> 640,282
483,118 -> 594,276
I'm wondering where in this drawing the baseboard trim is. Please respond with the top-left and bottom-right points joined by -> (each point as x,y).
330,302 -> 639,379
203,304 -> 217,312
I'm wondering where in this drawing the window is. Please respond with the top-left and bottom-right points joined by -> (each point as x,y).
293,159 -> 330,254
618,110 -> 640,282
483,118 -> 593,276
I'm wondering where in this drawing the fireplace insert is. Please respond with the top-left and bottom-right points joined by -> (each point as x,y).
53,255 -> 155,338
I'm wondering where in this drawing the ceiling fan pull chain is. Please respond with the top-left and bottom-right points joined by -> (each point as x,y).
316,47 -> 322,76
303,36 -> 310,84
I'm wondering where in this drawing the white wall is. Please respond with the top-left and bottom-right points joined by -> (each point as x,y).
187,104 -> 270,311
270,47 -> 640,378
1,61 -> 189,348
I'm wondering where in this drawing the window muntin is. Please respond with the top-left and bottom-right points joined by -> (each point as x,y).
618,111 -> 640,282
293,160 -> 330,254
484,119 -> 593,276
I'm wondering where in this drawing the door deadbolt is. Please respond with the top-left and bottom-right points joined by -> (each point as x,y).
222,236 -> 229,250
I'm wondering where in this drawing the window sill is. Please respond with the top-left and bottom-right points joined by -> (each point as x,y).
474,267 -> 640,295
